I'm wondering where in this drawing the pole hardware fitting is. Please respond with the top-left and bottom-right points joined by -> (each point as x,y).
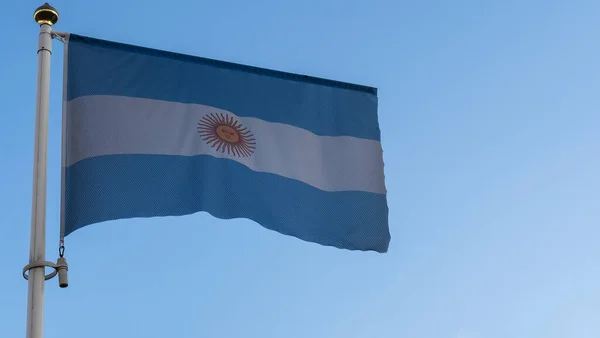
22,257 -> 69,288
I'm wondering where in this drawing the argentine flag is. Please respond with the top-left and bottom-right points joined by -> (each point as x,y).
60,34 -> 390,252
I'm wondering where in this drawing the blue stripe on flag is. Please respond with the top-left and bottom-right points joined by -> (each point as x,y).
64,154 -> 390,252
65,34 -> 380,141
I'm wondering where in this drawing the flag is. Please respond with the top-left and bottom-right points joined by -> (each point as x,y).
60,33 -> 390,252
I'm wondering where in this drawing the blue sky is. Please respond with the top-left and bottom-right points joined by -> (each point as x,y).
1,1 -> 599,337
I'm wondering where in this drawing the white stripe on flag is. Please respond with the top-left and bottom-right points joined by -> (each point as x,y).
65,95 -> 386,194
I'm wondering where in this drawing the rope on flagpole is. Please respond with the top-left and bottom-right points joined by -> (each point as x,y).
51,26 -> 68,287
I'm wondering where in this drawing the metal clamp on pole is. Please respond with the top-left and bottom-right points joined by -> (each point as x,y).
22,257 -> 68,288
50,30 -> 67,43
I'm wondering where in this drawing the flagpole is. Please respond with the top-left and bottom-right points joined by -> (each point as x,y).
26,3 -> 58,338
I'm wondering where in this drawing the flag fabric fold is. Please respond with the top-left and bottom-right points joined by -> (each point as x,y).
60,33 -> 390,252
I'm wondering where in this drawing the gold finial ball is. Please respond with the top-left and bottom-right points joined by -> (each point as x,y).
34,3 -> 59,25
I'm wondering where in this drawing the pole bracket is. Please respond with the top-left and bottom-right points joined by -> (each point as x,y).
50,30 -> 66,43
22,258 -> 68,287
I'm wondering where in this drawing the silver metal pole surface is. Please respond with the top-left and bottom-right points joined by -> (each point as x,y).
27,3 -> 58,338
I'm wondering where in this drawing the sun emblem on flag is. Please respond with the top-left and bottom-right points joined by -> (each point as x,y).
197,113 -> 256,157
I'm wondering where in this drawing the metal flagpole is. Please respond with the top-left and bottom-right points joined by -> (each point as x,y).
22,4 -> 65,338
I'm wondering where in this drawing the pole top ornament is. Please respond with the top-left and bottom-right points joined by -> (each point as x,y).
34,3 -> 58,26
